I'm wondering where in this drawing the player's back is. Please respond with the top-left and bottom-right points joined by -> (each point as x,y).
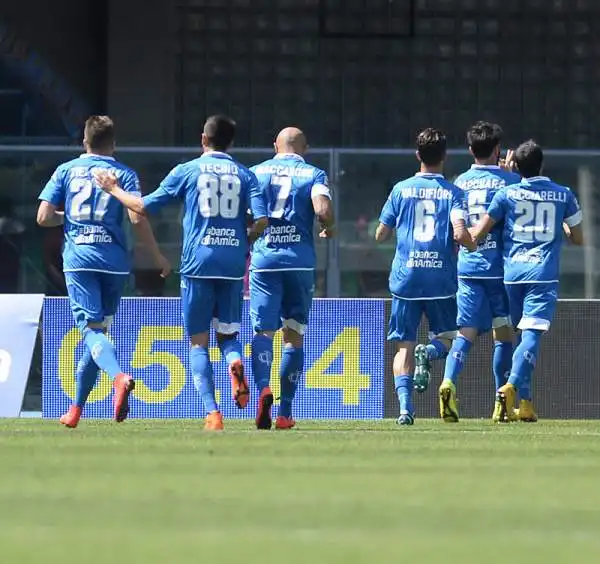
384,173 -> 463,299
48,154 -> 137,274
176,151 -> 256,279
499,176 -> 580,283
250,154 -> 327,271
455,165 -> 521,279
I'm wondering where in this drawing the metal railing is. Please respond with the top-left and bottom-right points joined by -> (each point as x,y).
0,146 -> 598,298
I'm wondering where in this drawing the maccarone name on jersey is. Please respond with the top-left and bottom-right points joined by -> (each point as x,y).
506,189 -> 567,203
400,187 -> 453,200
201,226 -> 240,247
253,165 -> 313,178
265,224 -> 301,244
72,224 -> 113,245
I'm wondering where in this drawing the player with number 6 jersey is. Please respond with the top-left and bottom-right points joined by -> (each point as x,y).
440,122 -> 522,423
37,115 -> 170,429
94,115 -> 268,430
249,127 -> 334,431
375,128 -> 475,426
472,140 -> 583,423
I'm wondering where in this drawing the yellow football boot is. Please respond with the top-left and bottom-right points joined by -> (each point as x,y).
513,399 -> 538,423
439,379 -> 459,423
495,383 -> 517,423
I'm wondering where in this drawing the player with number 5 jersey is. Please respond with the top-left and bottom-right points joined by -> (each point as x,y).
472,140 -> 583,423
37,116 -> 170,429
249,127 -> 334,431
94,115 -> 268,431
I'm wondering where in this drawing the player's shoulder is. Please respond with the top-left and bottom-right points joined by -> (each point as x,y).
545,177 -> 573,194
250,157 -> 275,175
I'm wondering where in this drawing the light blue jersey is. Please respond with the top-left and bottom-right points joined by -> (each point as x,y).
379,173 -> 466,299
487,176 -> 582,284
456,165 -> 521,279
250,153 -> 330,271
38,153 -> 140,274
143,151 -> 266,280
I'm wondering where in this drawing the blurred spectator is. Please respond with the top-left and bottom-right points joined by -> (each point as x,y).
42,224 -> 67,296
0,196 -> 25,293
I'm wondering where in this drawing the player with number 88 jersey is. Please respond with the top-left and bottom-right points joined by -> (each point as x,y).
94,116 -> 268,430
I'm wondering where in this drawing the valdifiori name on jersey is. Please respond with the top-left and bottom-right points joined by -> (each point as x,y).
73,225 -> 112,244
201,227 -> 240,247
265,224 -> 302,244
507,189 -> 567,202
406,250 -> 443,269
400,187 -> 453,200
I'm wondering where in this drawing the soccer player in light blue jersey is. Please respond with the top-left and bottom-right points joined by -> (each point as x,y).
375,128 -> 475,426
37,116 -> 170,428
472,140 -> 583,423
249,127 -> 334,430
440,122 -> 522,422
95,115 -> 268,430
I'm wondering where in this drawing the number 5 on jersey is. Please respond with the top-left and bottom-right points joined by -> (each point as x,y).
197,174 -> 241,219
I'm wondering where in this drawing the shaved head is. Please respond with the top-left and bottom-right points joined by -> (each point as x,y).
275,127 -> 308,155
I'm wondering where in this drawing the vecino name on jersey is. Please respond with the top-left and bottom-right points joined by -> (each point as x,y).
198,162 -> 239,174
200,226 -> 240,247
265,224 -> 301,244
506,189 -> 568,203
400,187 -> 453,200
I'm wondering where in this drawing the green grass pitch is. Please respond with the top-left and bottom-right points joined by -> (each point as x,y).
1,419 -> 600,564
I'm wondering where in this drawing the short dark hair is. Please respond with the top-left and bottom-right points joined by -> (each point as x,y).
84,116 -> 115,151
514,140 -> 544,178
467,121 -> 503,160
416,128 -> 447,166
203,115 -> 236,151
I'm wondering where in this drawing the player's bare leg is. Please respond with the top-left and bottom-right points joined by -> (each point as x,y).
191,331 -> 223,430
253,330 -> 275,430
394,342 -> 415,425
275,327 -> 304,430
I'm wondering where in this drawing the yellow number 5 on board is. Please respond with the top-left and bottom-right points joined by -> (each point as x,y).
131,326 -> 186,403
305,327 -> 370,405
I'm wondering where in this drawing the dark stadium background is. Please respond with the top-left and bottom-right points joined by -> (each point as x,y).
1,0 -> 599,416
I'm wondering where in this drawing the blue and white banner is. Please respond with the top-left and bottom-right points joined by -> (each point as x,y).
42,298 -> 385,419
0,294 -> 44,417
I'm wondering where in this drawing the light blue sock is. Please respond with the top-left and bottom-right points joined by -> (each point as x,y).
279,347 -> 303,418
75,348 -> 99,408
219,337 -> 243,365
394,375 -> 414,415
83,328 -> 122,380
508,329 -> 543,391
251,334 -> 273,392
493,341 -> 512,390
190,346 -> 218,414
443,336 -> 472,385
518,376 -> 532,402
425,338 -> 449,361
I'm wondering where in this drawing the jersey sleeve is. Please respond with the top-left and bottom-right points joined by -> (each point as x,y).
564,189 -> 582,227
379,188 -> 398,228
311,169 -> 331,199
450,187 -> 467,222
142,165 -> 185,213
248,170 -> 267,219
487,188 -> 508,222
38,166 -> 66,207
122,170 -> 142,197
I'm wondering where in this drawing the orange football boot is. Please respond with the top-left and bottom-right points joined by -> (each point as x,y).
229,359 -> 249,409
204,411 -> 224,431
275,416 -> 296,430
255,386 -> 274,430
60,405 -> 82,428
113,374 -> 135,422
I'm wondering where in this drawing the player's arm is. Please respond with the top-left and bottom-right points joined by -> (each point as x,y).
450,189 -> 477,251
247,171 -> 269,244
123,172 -> 171,277
563,191 -> 584,246
375,189 -> 397,243
311,170 -> 334,238
37,168 -> 65,227
471,189 -> 505,243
